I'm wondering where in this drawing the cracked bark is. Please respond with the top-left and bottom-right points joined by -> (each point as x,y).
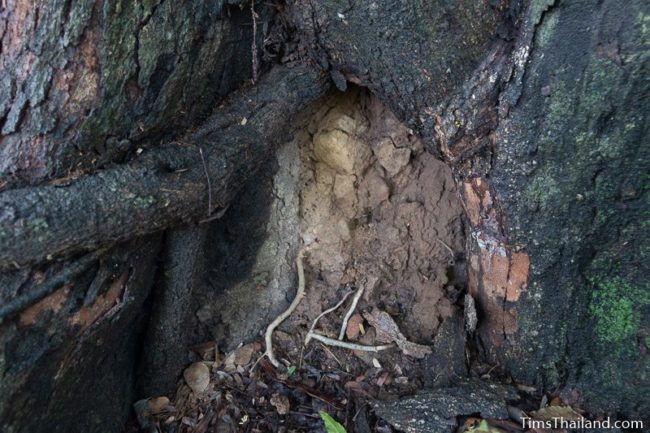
0,64 -> 330,270
1,0 -> 648,431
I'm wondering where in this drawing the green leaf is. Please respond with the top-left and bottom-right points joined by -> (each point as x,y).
287,366 -> 296,377
319,411 -> 347,433
465,419 -> 506,433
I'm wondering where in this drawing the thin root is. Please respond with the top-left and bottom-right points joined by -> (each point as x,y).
305,290 -> 354,345
307,332 -> 393,352
262,249 -> 306,368
338,286 -> 364,340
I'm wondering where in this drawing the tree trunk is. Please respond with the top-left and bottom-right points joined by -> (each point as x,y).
1,0 -> 648,432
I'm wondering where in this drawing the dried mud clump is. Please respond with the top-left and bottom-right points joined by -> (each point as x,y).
296,90 -> 464,344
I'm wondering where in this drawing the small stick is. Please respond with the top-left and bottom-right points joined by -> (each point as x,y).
305,290 -> 354,345
307,333 -> 393,352
263,249 -> 306,368
251,0 -> 258,84
436,238 -> 454,258
338,286 -> 364,340
198,147 -> 212,217
318,342 -> 343,368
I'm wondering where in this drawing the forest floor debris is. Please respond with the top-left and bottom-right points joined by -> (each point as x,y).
128,91 -> 606,433
130,338 -> 601,433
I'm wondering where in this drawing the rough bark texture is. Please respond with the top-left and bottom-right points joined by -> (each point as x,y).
0,237 -> 161,433
0,2 -> 327,432
0,0 -> 648,431
485,0 -> 650,417
0,62 -> 329,432
293,0 -> 649,419
286,0 -> 509,145
0,0 -> 254,186
0,64 -> 330,270
138,225 -> 208,397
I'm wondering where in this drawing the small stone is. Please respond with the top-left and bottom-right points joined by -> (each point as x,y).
196,305 -> 212,323
366,172 -> 390,206
183,362 -> 210,394
333,174 -> 356,199
148,396 -> 170,414
314,130 -> 358,173
320,109 -> 365,135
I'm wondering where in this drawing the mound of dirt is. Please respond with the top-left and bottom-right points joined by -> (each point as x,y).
137,89 -> 469,432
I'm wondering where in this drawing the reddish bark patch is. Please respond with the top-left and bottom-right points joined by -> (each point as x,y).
480,244 -> 530,303
19,284 -> 71,326
462,176 -> 531,346
69,271 -> 129,331
462,177 -> 504,234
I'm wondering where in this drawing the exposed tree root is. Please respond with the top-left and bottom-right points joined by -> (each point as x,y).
307,333 -> 393,353
338,286 -> 364,340
306,290 -> 354,344
0,64 -> 329,271
263,249 -> 307,368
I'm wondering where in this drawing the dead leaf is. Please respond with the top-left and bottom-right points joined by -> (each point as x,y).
190,341 -> 220,363
462,418 -> 507,433
344,381 -> 371,398
376,372 -> 390,386
224,352 -> 237,372
346,313 -> 363,340
363,309 -> 431,358
270,393 -> 290,415
530,405 -> 583,422
233,343 -> 258,366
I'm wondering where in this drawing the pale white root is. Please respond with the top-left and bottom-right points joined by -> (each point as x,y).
260,249 -> 393,370
338,286 -> 364,340
305,290 -> 354,345
263,249 -> 306,368
307,332 -> 394,352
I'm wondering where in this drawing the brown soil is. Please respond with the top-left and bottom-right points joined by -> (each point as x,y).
137,89 -> 468,432
294,90 -> 464,345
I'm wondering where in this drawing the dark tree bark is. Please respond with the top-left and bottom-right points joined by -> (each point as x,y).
0,0 -> 648,432
0,64 -> 329,271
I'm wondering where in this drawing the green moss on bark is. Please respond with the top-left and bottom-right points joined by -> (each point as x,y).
588,277 -> 649,348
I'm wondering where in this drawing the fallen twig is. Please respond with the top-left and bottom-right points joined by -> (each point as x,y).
436,238 -> 455,258
198,146 -> 212,217
338,286 -> 364,340
262,249 -> 306,368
